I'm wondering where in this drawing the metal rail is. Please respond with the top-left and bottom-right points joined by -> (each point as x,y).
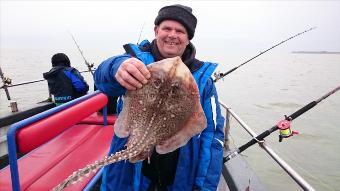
219,101 -> 315,191
0,70 -> 94,89
0,66 -> 11,100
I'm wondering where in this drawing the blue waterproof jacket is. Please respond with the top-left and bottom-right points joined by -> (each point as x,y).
43,66 -> 89,105
94,40 -> 225,191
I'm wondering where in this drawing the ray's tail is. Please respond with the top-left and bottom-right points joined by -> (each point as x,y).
53,113 -> 155,191
52,145 -> 143,191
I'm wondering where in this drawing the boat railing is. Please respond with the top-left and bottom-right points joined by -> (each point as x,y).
219,101 -> 315,191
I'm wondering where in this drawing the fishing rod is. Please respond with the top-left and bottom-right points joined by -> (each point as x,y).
214,27 -> 317,83
0,66 -> 12,100
69,33 -> 95,76
137,22 -> 146,45
0,70 -> 94,90
223,85 -> 340,163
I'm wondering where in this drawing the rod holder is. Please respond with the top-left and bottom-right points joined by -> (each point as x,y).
10,101 -> 19,112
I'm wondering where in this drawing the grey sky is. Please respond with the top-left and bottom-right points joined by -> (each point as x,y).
1,1 -> 340,62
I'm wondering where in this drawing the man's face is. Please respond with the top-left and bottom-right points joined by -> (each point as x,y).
154,20 -> 190,58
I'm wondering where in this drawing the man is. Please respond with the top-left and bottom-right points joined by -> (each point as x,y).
94,4 -> 225,191
43,53 -> 89,105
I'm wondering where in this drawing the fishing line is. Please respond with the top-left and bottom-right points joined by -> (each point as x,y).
273,146 -> 336,191
137,22 -> 146,45
223,85 -> 340,163
214,27 -> 316,83
69,32 -> 95,76
0,70 -> 94,89
0,34 -> 95,91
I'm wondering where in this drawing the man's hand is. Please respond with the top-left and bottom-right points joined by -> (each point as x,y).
115,58 -> 151,90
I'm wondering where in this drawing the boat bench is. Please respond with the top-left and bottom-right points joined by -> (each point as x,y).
0,91 -> 116,191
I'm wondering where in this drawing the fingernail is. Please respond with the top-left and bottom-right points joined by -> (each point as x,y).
143,79 -> 148,84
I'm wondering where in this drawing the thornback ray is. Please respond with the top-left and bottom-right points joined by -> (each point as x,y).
52,57 -> 207,191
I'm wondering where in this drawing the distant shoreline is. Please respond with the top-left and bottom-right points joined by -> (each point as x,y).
292,51 -> 340,54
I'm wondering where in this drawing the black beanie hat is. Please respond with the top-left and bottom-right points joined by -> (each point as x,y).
51,53 -> 71,67
154,4 -> 197,40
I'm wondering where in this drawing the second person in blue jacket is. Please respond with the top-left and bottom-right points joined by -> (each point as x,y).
43,53 -> 89,105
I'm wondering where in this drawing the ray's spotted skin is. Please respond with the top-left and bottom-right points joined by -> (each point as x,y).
53,57 -> 207,191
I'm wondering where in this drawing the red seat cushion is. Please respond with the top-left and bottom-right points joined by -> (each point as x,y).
27,125 -> 114,190
0,124 -> 101,190
16,93 -> 108,153
79,113 -> 117,125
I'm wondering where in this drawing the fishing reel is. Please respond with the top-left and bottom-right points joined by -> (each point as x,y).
2,76 -> 12,86
88,62 -> 95,69
277,115 -> 299,142
85,62 -> 95,69
213,71 -> 224,82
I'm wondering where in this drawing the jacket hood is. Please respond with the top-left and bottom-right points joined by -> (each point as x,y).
43,66 -> 67,79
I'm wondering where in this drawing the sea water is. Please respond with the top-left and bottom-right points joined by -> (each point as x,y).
0,48 -> 339,191
217,52 -> 340,191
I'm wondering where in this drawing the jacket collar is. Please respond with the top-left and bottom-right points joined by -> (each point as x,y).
147,40 -> 203,73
